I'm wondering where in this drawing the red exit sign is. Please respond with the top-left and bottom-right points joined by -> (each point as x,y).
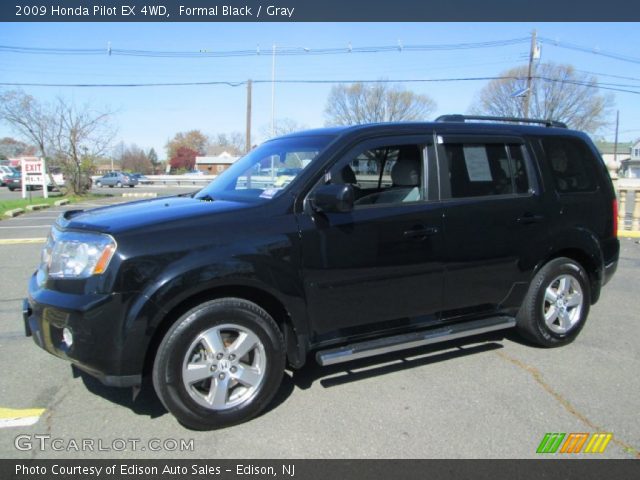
23,159 -> 43,174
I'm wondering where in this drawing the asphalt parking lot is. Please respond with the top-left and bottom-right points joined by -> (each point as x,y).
0,190 -> 638,459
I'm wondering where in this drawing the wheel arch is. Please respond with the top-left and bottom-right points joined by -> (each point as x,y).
142,285 -> 308,378
535,247 -> 602,305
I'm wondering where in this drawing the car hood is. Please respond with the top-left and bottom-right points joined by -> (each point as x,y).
58,195 -> 253,234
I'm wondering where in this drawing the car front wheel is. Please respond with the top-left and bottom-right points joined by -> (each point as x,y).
152,298 -> 285,430
516,257 -> 590,347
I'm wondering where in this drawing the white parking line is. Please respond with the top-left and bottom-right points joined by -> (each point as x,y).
0,225 -> 51,229
0,408 -> 46,428
0,238 -> 46,244
5,216 -> 59,220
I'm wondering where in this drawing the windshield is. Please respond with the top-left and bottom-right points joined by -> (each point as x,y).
195,135 -> 334,203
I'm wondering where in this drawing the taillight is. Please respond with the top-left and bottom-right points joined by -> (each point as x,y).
612,198 -> 618,238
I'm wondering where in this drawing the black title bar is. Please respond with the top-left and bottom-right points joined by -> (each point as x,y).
3,459 -> 640,480
2,0 -> 640,22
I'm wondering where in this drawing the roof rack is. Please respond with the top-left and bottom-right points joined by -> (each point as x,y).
435,114 -> 567,129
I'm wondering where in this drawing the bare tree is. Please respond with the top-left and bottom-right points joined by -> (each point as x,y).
0,137 -> 36,159
470,63 -> 613,133
207,132 -> 246,155
0,90 -> 115,194
50,97 -> 116,193
120,144 -> 152,173
325,82 -> 436,126
0,90 -> 53,159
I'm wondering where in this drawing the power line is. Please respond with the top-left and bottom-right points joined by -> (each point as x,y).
0,38 -> 530,58
538,36 -> 640,65
2,75 -> 639,94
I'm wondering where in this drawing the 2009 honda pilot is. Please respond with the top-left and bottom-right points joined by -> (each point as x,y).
24,116 -> 619,429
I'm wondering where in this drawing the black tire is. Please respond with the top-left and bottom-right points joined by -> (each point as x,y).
152,298 -> 285,430
516,257 -> 591,347
129,184 -> 134,188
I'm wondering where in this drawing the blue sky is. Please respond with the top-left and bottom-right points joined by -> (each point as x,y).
1,22 -> 639,160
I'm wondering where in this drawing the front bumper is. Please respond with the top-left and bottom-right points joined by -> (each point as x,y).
24,275 -> 144,388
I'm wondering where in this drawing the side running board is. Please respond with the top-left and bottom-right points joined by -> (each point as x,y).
316,316 -> 516,366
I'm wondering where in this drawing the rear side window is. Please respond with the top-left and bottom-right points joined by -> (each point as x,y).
444,142 -> 529,198
540,137 -> 598,193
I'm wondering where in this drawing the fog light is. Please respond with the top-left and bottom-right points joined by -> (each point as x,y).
62,328 -> 73,347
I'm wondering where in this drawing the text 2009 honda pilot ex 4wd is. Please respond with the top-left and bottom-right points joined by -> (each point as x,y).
24,116 -> 619,430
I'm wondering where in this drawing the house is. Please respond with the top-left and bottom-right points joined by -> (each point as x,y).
620,140 -> 640,178
195,151 -> 239,174
596,141 -> 632,179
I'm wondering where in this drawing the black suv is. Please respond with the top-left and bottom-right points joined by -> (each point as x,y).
24,116 -> 619,429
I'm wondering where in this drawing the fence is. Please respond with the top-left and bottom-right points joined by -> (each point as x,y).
617,178 -> 640,235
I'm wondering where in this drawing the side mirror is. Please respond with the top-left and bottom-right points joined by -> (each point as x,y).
310,183 -> 354,213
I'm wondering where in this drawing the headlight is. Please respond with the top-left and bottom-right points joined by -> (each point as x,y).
40,229 -> 117,279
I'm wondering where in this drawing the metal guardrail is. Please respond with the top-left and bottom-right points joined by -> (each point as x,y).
91,174 -> 278,189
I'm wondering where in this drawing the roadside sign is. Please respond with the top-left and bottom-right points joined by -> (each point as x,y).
21,157 -> 48,199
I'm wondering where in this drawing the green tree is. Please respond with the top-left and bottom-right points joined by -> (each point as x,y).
165,130 -> 208,160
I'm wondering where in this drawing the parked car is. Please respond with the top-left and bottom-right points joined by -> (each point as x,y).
24,116 -> 619,430
183,169 -> 204,176
132,173 -> 153,185
0,165 -> 18,186
94,171 -> 138,188
274,167 -> 303,187
5,171 -> 65,191
5,172 -> 23,191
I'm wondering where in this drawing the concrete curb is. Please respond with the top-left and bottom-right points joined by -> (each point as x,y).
25,204 -> 51,212
122,192 -> 158,198
54,199 -> 70,206
4,208 -> 25,218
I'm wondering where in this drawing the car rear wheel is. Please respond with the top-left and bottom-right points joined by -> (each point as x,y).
516,257 -> 590,347
152,298 -> 285,430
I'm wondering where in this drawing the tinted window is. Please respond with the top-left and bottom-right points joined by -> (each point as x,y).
445,143 -> 528,198
330,144 -> 424,206
540,137 -> 597,193
509,145 -> 530,194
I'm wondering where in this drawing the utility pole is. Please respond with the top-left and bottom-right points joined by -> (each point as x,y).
523,29 -> 537,119
614,109 -> 619,168
245,79 -> 252,154
271,43 -> 276,137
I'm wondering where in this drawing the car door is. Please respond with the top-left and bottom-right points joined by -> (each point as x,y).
435,133 -> 548,318
297,136 -> 445,342
102,173 -> 113,186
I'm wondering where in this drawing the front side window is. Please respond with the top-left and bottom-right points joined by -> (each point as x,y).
328,144 -> 424,206
196,135 -> 333,203
444,142 -> 529,198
